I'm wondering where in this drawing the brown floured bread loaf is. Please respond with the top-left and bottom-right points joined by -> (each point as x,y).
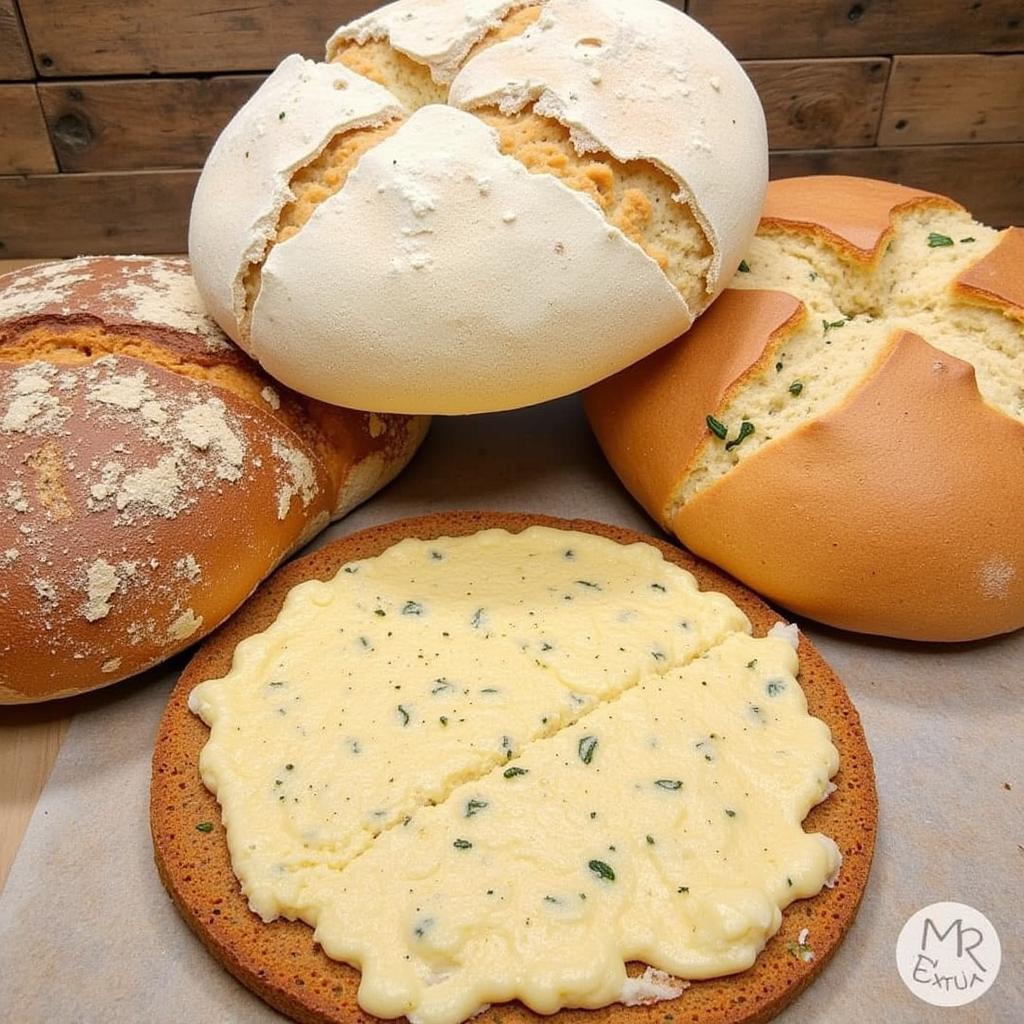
152,510 -> 877,1024
586,176 -> 1024,642
0,256 -> 429,703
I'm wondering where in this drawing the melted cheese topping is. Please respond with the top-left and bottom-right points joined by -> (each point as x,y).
190,527 -> 840,1022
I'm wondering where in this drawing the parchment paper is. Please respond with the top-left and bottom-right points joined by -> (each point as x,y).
1,396 -> 1020,1023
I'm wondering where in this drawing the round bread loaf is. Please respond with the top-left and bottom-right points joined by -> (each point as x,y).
152,510 -> 877,1024
586,176 -> 1024,642
0,256 -> 428,703
189,0 -> 768,414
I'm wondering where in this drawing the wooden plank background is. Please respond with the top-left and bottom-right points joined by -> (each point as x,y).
0,0 -> 1021,257
0,0 -> 33,81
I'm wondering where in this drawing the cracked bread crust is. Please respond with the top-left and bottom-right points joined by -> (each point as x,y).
0,257 -> 428,703
151,510 -> 876,1024
586,176 -> 1024,641
189,0 -> 767,414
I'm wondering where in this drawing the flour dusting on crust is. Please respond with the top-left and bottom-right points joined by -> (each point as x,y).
0,257 -> 232,352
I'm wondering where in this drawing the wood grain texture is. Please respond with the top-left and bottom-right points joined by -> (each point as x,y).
0,0 -> 33,81
18,0 -> 379,77
746,58 -> 888,149
689,0 -> 1024,59
38,76 -> 264,172
0,711 -> 69,894
771,143 -> 1024,226
0,84 -> 56,174
0,170 -> 198,257
879,54 -> 1024,146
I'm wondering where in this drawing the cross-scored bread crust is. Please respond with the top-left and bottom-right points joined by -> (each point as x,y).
151,510 -> 877,1024
190,0 -> 767,415
586,176 -> 1024,641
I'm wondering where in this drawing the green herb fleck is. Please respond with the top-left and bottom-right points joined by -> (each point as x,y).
738,259 -> 751,273
564,549 -> 575,560
453,839 -> 473,850
196,821 -> 214,833
374,608 -> 386,617
725,808 -> 737,818
397,705 -> 410,727
822,318 -> 847,335
655,779 -> 683,791
465,799 -> 488,818
809,271 -> 817,281
766,680 -> 786,697
788,380 -> 804,396
578,735 -> 598,765
588,859 -> 615,882
269,680 -> 285,688
503,766 -> 529,778
927,232 -> 954,248
677,886 -> 689,894
960,236 -> 976,243
575,580 -> 601,590
706,414 -> 728,440
746,659 -> 758,669
650,582 -> 666,593
775,361 -> 784,372
787,876 -> 794,887
471,608 -> 486,629
278,111 -> 286,120
787,939 -> 814,962
402,600 -> 424,616
646,835 -> 656,845
285,763 -> 294,771
439,715 -> 448,726
725,421 -> 755,451
543,895 -> 559,904
432,679 -> 454,695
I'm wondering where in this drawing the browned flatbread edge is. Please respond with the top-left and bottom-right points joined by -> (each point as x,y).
150,510 -> 878,1024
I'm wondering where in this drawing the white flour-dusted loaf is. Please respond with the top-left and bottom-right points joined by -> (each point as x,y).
0,257 -> 428,702
587,176 -> 1024,642
189,0 -> 768,414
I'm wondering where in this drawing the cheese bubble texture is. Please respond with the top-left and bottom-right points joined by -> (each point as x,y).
190,527 -> 841,1024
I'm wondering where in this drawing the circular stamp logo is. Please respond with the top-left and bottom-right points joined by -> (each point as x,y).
896,902 -> 1001,1007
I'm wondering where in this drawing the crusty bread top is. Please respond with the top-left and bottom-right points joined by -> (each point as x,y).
152,511 -> 877,1024
0,257 -> 428,702
759,175 -> 958,263
953,226 -> 1024,320
585,175 -> 1023,640
584,289 -> 804,525
191,0 -> 769,414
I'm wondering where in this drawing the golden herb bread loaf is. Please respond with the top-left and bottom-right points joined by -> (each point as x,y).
586,176 -> 1024,642
152,511 -> 877,1024
189,0 -> 768,414
0,257 -> 428,703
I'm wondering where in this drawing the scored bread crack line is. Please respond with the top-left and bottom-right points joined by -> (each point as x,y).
278,620 -> 748,878
674,212 -> 1023,516
238,115 -> 405,343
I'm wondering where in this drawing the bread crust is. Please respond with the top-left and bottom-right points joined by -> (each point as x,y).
586,176 -> 1023,641
190,0 -> 768,415
151,510 -> 877,1024
0,257 -> 427,702
953,226 -> 1024,321
584,289 -> 804,525
674,331 -> 1024,641
760,175 -> 958,263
